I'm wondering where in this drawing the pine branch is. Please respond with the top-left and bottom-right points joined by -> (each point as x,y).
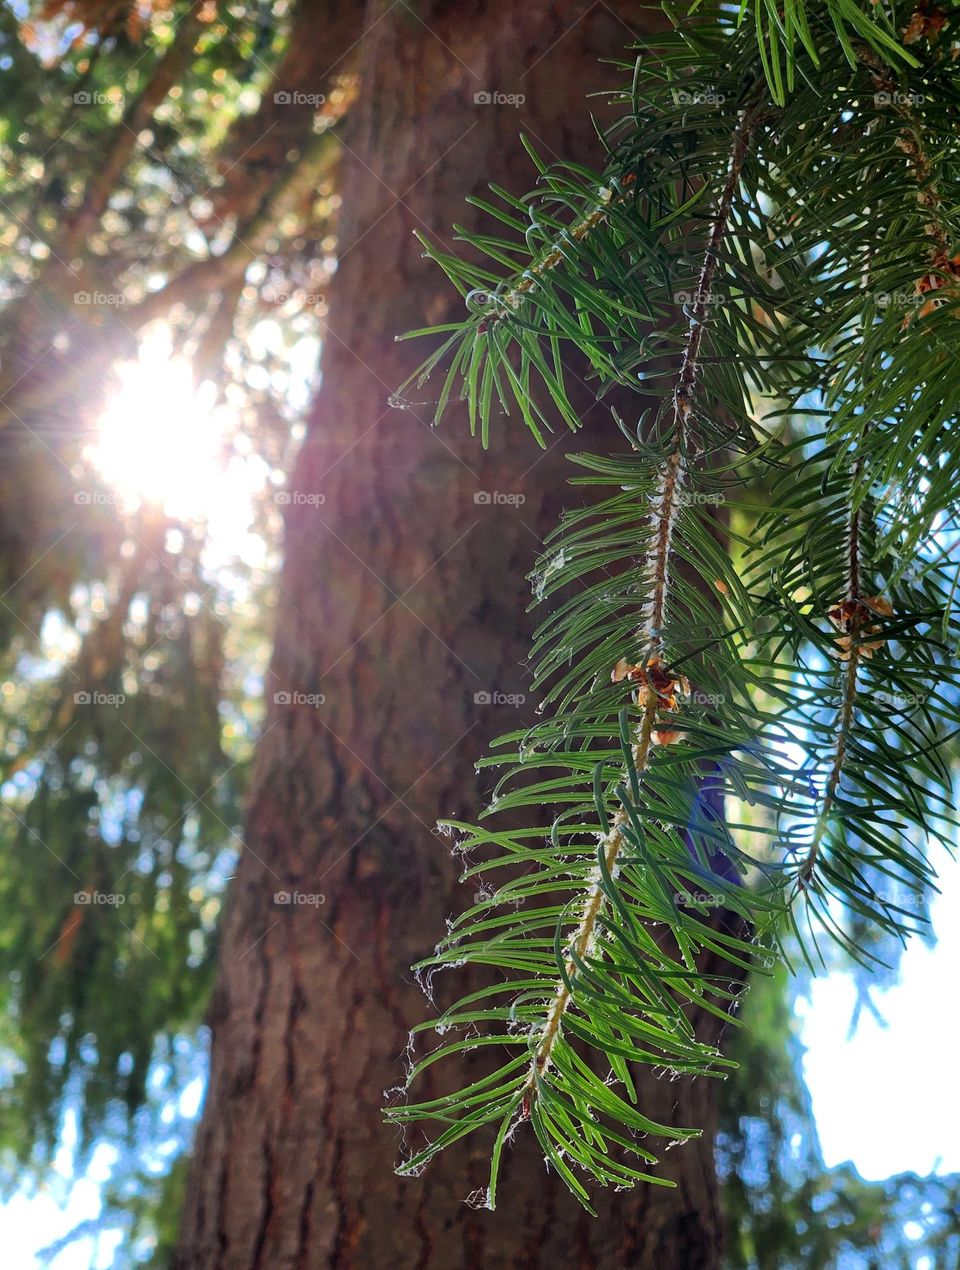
522,702 -> 658,1109
387,6 -> 960,1203
474,175 -> 637,334
798,476 -> 866,887
513,103 -> 760,1115
859,42 -> 958,316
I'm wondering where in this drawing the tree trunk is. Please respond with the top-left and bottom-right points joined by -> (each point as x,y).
175,3 -> 729,1266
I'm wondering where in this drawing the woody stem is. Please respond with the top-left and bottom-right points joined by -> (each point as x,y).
522,106 -> 758,1104
800,474 -> 864,883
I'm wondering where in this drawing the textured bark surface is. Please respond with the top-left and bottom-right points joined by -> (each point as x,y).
175,3 -> 732,1266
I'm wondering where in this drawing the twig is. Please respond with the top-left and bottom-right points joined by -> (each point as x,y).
522,105 -> 759,1106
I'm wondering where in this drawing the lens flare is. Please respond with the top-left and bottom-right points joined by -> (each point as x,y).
90,329 -> 225,520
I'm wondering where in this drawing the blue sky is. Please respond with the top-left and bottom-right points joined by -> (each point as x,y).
799,846 -> 960,1180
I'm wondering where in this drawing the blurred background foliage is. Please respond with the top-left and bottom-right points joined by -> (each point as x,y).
0,0 -> 957,1264
0,0 -> 322,1208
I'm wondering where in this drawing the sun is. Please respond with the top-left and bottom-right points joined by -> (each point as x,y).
88,326 -> 273,568
89,328 -> 228,522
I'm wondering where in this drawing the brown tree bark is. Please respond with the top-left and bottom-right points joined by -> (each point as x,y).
174,3 -> 730,1266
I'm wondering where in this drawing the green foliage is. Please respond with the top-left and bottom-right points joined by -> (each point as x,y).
1,1 -> 279,293
0,564 -> 236,1167
728,0 -> 921,105
1,0 -> 957,1249
0,0 -> 308,1188
387,0 -> 960,1210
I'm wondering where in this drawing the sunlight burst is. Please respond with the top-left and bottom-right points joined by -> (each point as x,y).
87,328 -> 273,570
90,329 -> 227,521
